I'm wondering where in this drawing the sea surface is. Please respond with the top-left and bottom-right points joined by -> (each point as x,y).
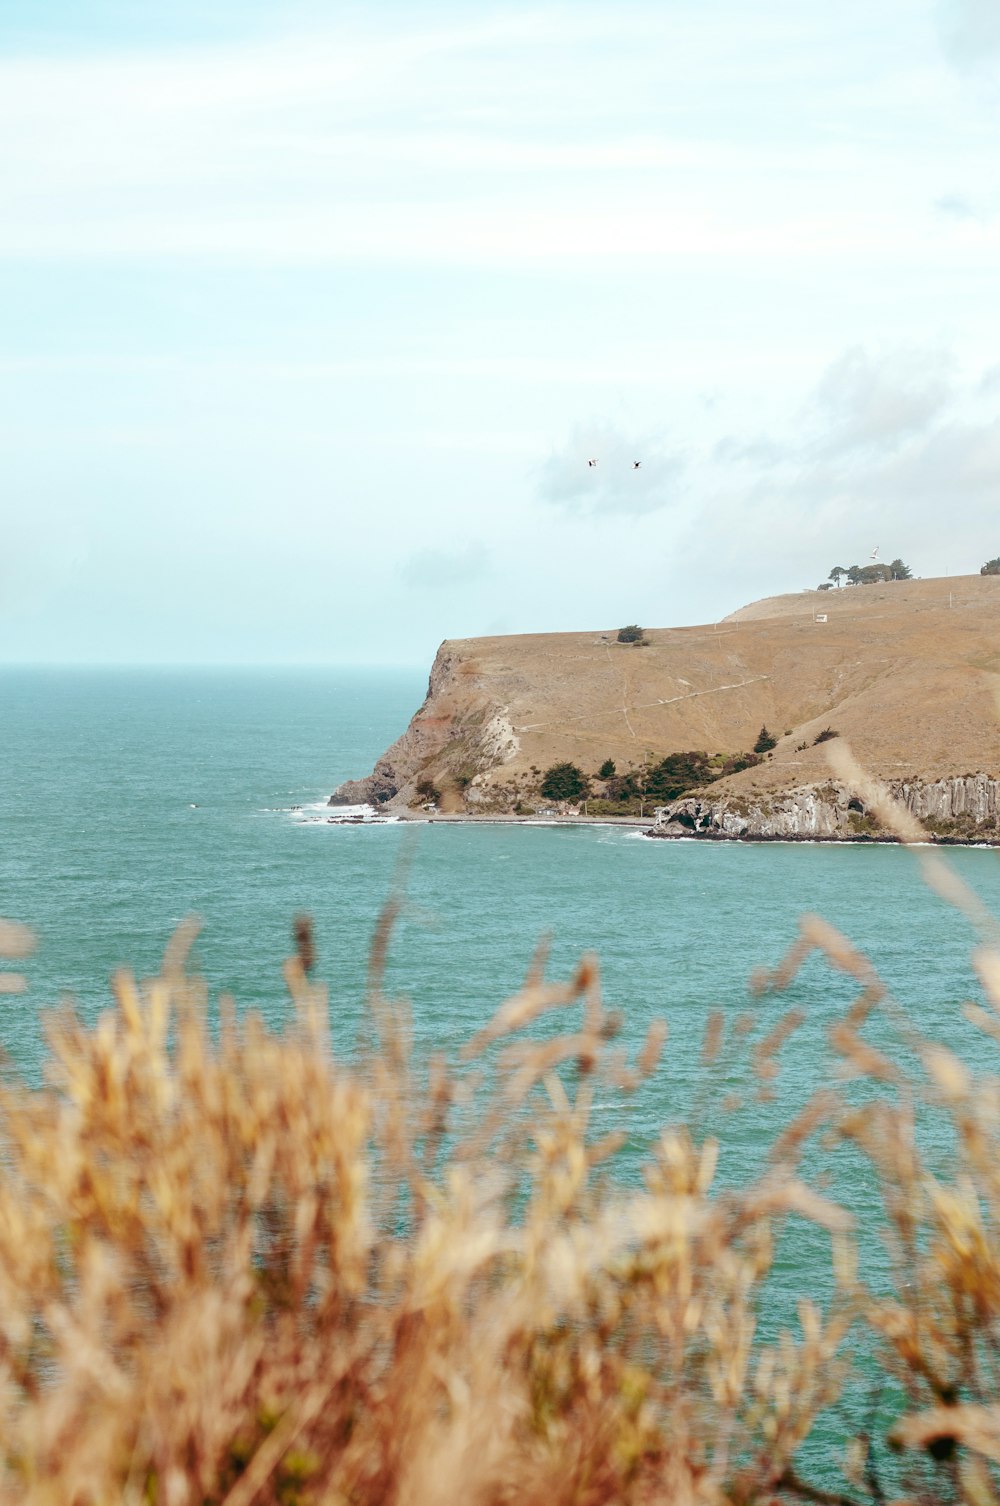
4,665 -> 1000,1483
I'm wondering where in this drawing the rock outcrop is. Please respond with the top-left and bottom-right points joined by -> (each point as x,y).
329,645 -> 520,808
328,759 -> 402,808
649,775 -> 1000,843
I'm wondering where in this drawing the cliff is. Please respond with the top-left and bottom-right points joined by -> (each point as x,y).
649,773 -> 1000,843
328,646 -> 520,809
329,574 -> 1000,830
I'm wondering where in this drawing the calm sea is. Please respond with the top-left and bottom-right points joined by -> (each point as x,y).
4,665 -> 1000,1480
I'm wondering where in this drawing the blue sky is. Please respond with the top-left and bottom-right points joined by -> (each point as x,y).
2,0 -> 999,663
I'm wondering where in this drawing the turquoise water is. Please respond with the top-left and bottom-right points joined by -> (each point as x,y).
4,666 -> 1000,1482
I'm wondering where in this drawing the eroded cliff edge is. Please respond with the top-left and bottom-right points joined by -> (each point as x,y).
329,644 -> 520,810
328,574 -> 1000,835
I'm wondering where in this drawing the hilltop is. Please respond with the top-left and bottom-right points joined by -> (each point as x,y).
330,574 -> 1000,827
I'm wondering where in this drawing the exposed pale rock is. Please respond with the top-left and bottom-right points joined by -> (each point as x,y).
650,776 -> 1000,842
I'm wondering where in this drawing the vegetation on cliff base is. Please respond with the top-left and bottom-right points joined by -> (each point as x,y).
539,761 -> 589,802
4,793 -> 1000,1502
536,746 -> 772,814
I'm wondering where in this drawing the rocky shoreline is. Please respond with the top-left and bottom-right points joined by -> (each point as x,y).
647,773 -> 1000,845
320,799 -> 1000,846
643,827 -> 1000,846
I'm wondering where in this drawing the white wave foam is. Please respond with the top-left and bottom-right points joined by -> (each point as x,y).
291,799 -> 403,827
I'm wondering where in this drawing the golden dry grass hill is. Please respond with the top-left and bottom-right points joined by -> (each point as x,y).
331,574 -> 1000,823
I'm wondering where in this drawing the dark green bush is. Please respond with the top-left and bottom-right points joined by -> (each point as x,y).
718,752 -> 761,776
539,762 -> 588,802
608,752 -> 713,806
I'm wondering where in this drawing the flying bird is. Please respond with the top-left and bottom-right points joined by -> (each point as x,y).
587,458 -> 599,467
632,461 -> 642,469
870,544 -> 880,560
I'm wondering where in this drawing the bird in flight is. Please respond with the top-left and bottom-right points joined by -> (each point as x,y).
584,458 -> 643,468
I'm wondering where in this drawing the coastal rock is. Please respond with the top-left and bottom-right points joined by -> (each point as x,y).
649,775 -> 1000,842
328,644 -> 519,808
327,759 -> 399,807
895,772 -> 1000,826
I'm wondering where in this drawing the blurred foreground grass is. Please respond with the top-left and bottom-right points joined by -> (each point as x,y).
2,765 -> 1000,1504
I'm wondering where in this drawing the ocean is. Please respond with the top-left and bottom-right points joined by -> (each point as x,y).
4,664 -> 1000,1479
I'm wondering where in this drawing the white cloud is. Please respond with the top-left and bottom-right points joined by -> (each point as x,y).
537,423 -> 686,516
538,346 -> 1000,595
1,8 -> 998,266
398,543 -> 493,590
808,345 -> 954,454
683,346 -> 1000,582
938,0 -> 1000,65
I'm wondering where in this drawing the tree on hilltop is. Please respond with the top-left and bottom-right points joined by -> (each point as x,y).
845,563 -> 894,585
982,558 -> 1000,576
834,558 -> 910,585
617,624 -> 644,643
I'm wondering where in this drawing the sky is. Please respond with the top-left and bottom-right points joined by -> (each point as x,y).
2,0 -> 999,665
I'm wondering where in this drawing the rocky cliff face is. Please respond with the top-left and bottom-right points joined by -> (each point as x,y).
650,774 -> 1000,842
328,645 -> 519,808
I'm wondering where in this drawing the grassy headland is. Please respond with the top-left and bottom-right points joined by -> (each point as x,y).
330,575 -> 1000,838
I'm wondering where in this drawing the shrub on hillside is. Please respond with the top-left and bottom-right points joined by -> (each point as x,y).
645,750 -> 713,801
616,624 -> 644,643
813,727 -> 839,745
753,725 -> 778,754
598,758 -> 616,779
607,751 -> 713,806
584,797 -> 642,816
718,751 -> 762,776
539,761 -> 588,802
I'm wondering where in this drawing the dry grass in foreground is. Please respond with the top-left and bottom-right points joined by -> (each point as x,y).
2,796 -> 1000,1503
